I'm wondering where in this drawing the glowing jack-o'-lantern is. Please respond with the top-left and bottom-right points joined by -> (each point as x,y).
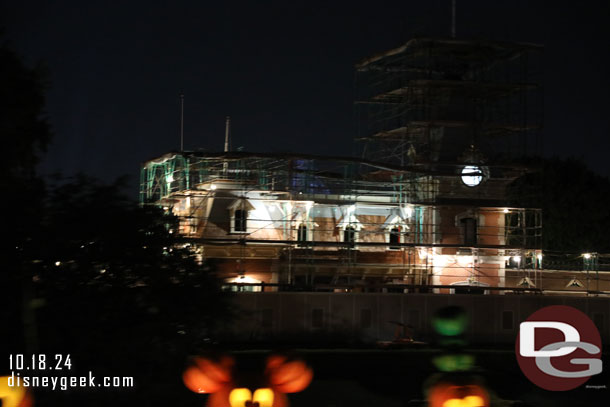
229,388 -> 274,407
183,355 -> 313,407
428,381 -> 489,407
0,376 -> 33,407
183,356 -> 234,394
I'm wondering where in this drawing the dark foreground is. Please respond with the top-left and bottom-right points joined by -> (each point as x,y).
31,348 -> 609,406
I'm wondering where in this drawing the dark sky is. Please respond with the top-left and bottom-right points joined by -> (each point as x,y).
2,0 -> 610,192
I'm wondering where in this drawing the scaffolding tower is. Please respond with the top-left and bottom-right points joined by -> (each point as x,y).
138,37 -> 547,293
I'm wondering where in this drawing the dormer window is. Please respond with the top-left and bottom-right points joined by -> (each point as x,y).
383,213 -> 409,250
234,209 -> 247,232
389,227 -> 401,249
344,226 -> 356,248
297,224 -> 308,247
228,199 -> 254,234
337,206 -> 361,248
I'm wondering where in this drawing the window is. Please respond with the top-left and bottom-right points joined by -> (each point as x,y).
461,217 -> 477,245
312,309 -> 324,328
389,227 -> 401,249
360,309 -> 372,329
502,310 -> 514,330
344,226 -> 356,248
297,224 -> 308,246
234,209 -> 247,232
261,309 -> 273,329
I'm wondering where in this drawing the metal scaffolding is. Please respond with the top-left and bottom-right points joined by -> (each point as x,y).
355,37 -> 543,166
138,37 -> 553,293
140,151 -> 542,290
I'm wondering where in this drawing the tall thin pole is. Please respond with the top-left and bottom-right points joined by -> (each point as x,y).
223,116 -> 230,173
224,116 -> 231,153
180,93 -> 184,151
451,0 -> 456,38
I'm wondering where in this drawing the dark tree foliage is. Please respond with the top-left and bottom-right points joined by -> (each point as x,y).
0,35 -> 51,177
0,38 -> 232,404
0,34 -> 52,352
0,34 -> 50,242
509,157 -> 610,253
33,175 -> 233,406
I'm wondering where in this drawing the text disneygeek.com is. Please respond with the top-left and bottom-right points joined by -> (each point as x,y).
7,372 -> 134,391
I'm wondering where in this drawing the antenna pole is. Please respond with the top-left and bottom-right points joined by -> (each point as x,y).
223,116 -> 231,173
180,93 -> 184,151
224,116 -> 230,153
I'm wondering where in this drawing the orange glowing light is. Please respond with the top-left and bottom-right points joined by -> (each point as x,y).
266,358 -> 313,393
429,383 -> 489,407
183,358 -> 232,394
183,355 -> 312,407
0,376 -> 32,407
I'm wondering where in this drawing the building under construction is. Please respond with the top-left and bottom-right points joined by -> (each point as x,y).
140,38 -> 608,295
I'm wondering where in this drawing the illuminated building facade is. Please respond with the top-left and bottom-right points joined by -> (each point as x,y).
141,38 -> 551,294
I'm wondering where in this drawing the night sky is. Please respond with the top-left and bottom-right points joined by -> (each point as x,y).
2,0 -> 610,194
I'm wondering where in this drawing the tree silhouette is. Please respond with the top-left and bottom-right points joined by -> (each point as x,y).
34,175 -> 233,406
509,157 -> 610,253
0,33 -> 52,353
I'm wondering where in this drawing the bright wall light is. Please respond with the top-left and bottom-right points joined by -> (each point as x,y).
433,254 -> 448,267
583,253 -> 592,259
227,275 -> 261,284
457,255 -> 473,267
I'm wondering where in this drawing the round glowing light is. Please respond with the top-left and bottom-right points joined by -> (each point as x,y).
210,184 -> 217,190
229,388 -> 252,407
432,306 -> 468,336
503,208 -> 509,213
583,253 -> 592,259
55,261 -> 61,267
512,256 -> 521,264
252,388 -> 274,407
461,166 -> 483,187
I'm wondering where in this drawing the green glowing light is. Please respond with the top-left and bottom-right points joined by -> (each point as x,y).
432,354 -> 475,372
432,306 -> 468,336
